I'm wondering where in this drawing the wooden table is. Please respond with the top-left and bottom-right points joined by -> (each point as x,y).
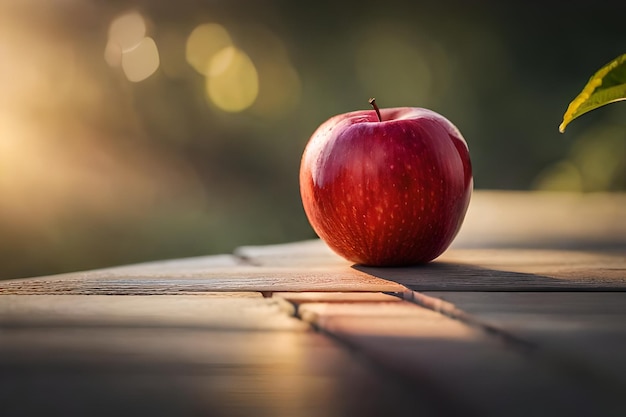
1,191 -> 625,417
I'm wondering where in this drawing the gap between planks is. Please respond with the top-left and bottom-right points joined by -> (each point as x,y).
272,289 -> 625,404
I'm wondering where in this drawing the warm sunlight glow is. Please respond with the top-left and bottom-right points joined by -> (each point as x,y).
186,23 -> 232,76
0,5 -> 203,230
206,46 -> 259,112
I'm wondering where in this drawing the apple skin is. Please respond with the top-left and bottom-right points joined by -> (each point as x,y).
299,106 -> 472,266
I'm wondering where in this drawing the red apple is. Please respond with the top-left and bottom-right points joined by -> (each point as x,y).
299,99 -> 472,266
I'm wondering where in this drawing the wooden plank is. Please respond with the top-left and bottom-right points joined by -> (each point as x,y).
0,264 -> 405,295
0,294 -> 308,331
356,247 -> 626,291
235,239 -> 345,267
296,299 -> 626,417
452,191 -> 626,249
4,243 -> 623,293
0,327 -> 439,417
423,292 -> 626,387
0,293 -> 440,417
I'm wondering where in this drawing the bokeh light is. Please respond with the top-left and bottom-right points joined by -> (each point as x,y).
206,46 -> 259,112
122,37 -> 160,82
186,23 -> 232,76
108,11 -> 146,52
106,11 -> 160,82
185,23 -> 300,114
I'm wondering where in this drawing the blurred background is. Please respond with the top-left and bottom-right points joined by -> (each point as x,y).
0,0 -> 625,280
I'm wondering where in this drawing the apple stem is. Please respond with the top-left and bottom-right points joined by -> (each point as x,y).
369,98 -> 382,122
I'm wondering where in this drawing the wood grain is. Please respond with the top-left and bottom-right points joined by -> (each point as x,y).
0,263 -> 405,295
0,293 -> 307,331
2,243 -> 623,293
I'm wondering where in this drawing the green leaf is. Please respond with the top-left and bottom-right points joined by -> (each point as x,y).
559,53 -> 626,133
